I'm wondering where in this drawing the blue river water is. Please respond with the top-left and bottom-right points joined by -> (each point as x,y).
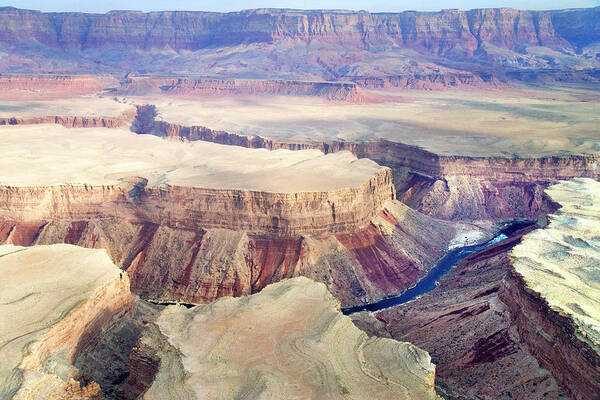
341,220 -> 535,315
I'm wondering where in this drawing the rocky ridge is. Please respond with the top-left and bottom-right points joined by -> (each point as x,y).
0,244 -> 133,400
130,277 -> 440,400
502,178 -> 600,400
0,7 -> 598,82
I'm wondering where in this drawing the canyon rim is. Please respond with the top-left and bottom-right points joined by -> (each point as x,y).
0,2 -> 599,400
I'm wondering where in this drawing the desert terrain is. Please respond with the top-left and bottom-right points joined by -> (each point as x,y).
0,4 -> 599,400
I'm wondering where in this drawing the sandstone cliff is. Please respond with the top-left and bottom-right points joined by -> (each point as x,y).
0,7 -> 598,82
119,76 -> 369,102
130,277 -> 440,400
0,125 -> 393,236
0,244 -> 133,399
0,199 -> 457,308
0,124 -> 461,307
501,178 -> 600,400
145,114 -> 600,221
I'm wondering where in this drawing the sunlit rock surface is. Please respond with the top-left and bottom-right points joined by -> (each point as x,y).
0,125 -> 393,236
136,277 -> 439,400
0,244 -> 133,399
512,178 -> 600,353
507,178 -> 600,399
0,124 -> 384,192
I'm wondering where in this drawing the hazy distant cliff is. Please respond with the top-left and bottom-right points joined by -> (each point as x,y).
0,7 -> 597,51
0,6 -> 598,80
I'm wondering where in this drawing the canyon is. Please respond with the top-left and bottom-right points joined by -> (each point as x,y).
0,4 -> 599,399
0,7 -> 599,85
353,179 -> 600,400
0,244 -> 132,400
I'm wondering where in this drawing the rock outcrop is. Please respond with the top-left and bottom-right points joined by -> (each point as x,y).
0,244 -> 133,399
144,114 -> 600,221
501,178 -> 600,400
351,225 -> 568,399
128,277 -> 440,400
119,76 -> 369,102
0,7 -> 598,83
0,125 -> 393,236
0,124 -> 461,307
0,198 -> 457,308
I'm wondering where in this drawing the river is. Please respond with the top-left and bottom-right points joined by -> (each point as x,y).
341,220 -> 535,315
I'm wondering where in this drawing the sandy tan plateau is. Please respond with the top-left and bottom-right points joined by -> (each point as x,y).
511,178 -> 600,351
0,124 -> 384,192
140,277 -> 440,400
127,83 -> 600,157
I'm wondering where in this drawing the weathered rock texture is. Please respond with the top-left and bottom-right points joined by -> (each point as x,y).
0,124 -> 461,307
502,178 -> 600,400
0,125 -> 393,236
0,244 -> 133,399
119,76 -> 369,102
131,277 -> 440,400
351,225 -> 568,399
144,114 -> 600,221
0,199 -> 457,308
0,7 -> 598,83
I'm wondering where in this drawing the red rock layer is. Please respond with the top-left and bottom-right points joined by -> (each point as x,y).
352,72 -> 503,90
0,167 -> 393,236
149,119 -> 600,221
0,8 -> 596,55
0,74 -> 114,98
0,111 -> 135,128
0,200 -> 456,308
352,226 -> 569,399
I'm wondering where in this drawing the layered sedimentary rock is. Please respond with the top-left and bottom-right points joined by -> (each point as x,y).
0,124 -> 392,236
0,74 -> 117,99
129,277 -> 439,400
351,225 -> 568,399
0,198 -> 457,308
119,76 -> 368,102
0,7 -> 598,82
142,109 -> 600,221
0,124 -> 462,307
0,244 -> 133,399
502,178 -> 600,400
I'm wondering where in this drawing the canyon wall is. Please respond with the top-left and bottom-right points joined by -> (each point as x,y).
0,200 -> 457,308
499,178 -> 600,400
352,226 -> 567,399
0,7 -> 598,82
119,76 -> 368,102
0,7 -> 597,54
0,167 -> 393,236
148,118 -> 600,221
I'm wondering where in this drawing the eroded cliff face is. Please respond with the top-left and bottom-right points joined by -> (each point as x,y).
0,169 -> 393,236
500,178 -> 600,400
144,116 -> 600,221
350,226 -> 568,399
129,277 -> 440,400
119,76 -> 370,102
0,7 -> 597,55
0,200 -> 457,308
0,7 -> 598,81
0,244 -> 133,400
